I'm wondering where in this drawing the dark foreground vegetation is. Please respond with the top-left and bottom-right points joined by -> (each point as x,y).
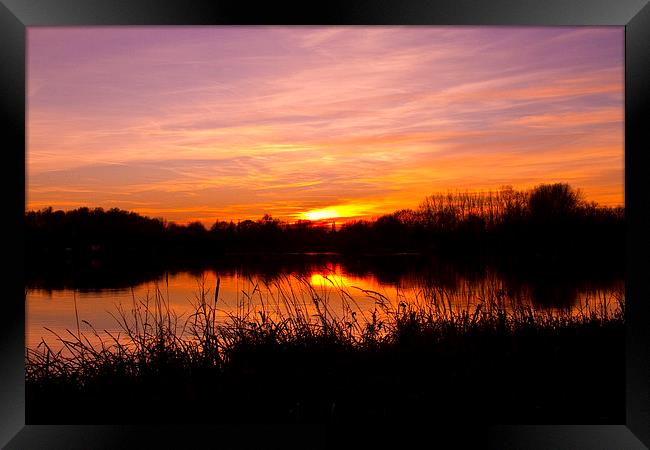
26,183 -> 624,263
26,279 -> 624,424
25,182 -> 625,423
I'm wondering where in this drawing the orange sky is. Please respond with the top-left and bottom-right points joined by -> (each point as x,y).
27,26 -> 624,225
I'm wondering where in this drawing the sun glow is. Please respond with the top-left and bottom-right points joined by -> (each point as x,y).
300,203 -> 377,221
310,273 -> 350,288
302,208 -> 339,221
309,271 -> 384,293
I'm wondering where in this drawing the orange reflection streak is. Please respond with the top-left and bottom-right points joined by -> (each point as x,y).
26,268 -> 624,352
310,273 -> 348,287
308,267 -> 385,294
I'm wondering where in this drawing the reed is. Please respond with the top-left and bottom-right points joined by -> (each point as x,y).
25,275 -> 625,424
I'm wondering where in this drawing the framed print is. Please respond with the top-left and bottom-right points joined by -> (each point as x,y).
2,0 -> 649,448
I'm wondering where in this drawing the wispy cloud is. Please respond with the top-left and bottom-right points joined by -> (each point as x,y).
27,26 -> 624,224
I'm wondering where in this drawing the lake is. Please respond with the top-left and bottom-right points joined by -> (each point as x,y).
26,253 -> 624,350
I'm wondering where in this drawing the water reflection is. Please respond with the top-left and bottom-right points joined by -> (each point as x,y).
26,254 -> 624,350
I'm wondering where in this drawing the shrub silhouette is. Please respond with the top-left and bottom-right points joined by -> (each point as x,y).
528,183 -> 582,221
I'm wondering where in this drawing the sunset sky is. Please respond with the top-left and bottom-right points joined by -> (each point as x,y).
27,26 -> 624,225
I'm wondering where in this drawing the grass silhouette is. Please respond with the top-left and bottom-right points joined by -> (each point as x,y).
26,274 -> 624,424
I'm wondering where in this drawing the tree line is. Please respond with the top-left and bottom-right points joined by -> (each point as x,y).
25,183 -> 624,261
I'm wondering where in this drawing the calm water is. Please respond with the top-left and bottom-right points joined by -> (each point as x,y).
26,255 -> 624,350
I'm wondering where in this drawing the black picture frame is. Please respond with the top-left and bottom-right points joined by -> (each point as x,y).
2,0 -> 649,448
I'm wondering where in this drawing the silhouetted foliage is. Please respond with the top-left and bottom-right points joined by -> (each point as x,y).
26,280 -> 624,424
529,183 -> 581,219
25,184 -> 624,267
25,206 -> 166,258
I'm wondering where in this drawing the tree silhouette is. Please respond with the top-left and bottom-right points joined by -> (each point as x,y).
528,183 -> 582,220
25,183 -> 623,261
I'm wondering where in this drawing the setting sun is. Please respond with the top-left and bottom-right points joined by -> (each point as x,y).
302,208 -> 339,221
301,203 -> 379,222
